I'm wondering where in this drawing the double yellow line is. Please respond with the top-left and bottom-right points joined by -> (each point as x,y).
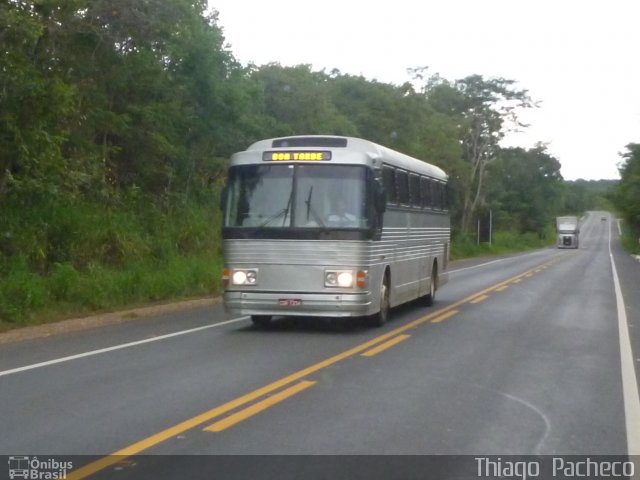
68,258 -> 559,479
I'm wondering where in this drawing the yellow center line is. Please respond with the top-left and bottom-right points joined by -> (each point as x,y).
495,285 -> 509,292
361,334 -> 411,357
204,381 -> 316,432
469,295 -> 488,304
67,257 -> 562,479
512,278 -> 523,284
431,309 -> 459,323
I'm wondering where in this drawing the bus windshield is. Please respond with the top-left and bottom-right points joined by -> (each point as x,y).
224,164 -> 370,229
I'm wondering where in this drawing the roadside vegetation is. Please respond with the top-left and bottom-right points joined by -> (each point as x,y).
611,144 -> 640,255
0,1 -> 628,329
450,228 -> 556,260
0,192 -> 224,329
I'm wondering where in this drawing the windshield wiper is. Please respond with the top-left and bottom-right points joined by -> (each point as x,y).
255,207 -> 288,228
305,187 -> 326,228
256,188 -> 294,228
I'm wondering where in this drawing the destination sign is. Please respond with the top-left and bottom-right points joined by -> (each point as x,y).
262,151 -> 332,161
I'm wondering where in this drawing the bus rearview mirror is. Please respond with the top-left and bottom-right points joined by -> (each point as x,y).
374,181 -> 386,213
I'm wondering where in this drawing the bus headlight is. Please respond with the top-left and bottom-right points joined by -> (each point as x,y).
325,270 -> 354,288
337,272 -> 353,287
232,269 -> 258,285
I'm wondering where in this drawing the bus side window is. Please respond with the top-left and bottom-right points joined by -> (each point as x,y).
420,177 -> 432,209
397,170 -> 409,205
382,166 -> 397,205
409,174 -> 421,208
432,181 -> 442,210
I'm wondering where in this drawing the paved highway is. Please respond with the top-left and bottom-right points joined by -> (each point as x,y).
1,211 -> 639,479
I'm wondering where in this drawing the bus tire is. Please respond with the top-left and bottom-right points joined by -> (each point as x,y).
369,273 -> 390,327
251,315 -> 273,328
423,263 -> 437,306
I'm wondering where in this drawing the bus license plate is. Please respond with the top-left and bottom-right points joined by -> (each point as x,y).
279,299 -> 302,306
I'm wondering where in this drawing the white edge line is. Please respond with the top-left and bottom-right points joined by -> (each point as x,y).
609,221 -> 640,455
0,317 -> 249,378
449,249 -> 549,275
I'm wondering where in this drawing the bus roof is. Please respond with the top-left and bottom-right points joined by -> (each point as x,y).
232,135 -> 447,181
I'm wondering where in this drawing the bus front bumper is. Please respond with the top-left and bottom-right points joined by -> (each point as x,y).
223,291 -> 374,318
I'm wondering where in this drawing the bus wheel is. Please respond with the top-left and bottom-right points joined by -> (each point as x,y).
423,264 -> 437,306
369,275 -> 389,327
251,315 -> 272,328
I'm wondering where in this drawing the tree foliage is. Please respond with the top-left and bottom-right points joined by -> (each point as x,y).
486,145 -> 564,234
1,0 -> 243,202
563,179 -> 616,214
612,144 -> 640,236
423,74 -> 534,232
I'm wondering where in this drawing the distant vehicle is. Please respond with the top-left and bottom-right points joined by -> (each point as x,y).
220,135 -> 450,327
601,216 -> 607,221
556,216 -> 580,249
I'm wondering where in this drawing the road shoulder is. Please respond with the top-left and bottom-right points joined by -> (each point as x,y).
0,297 -> 220,345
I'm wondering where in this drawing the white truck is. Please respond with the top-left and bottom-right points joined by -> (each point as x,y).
556,216 -> 579,249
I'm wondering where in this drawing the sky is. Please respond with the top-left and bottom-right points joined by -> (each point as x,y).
208,0 -> 640,180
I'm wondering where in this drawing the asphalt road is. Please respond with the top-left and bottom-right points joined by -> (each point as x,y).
1,211 -> 639,479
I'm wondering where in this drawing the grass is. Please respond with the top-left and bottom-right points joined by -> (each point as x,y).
0,253 -> 223,331
0,193 -> 224,330
620,229 -> 640,255
450,227 -> 555,260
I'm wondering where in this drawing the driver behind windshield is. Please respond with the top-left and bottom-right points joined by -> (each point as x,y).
327,198 -> 358,226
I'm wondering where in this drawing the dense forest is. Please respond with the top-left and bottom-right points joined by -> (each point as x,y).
0,0 -> 630,325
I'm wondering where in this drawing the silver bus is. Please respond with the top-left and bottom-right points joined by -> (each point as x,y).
221,136 -> 450,327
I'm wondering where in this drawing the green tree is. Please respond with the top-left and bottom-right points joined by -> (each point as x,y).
1,0 -> 245,202
0,0 -> 79,200
65,0 -> 241,198
562,179 -> 616,213
486,145 -> 564,235
425,75 -> 534,233
613,143 -> 640,238
247,64 -> 357,137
